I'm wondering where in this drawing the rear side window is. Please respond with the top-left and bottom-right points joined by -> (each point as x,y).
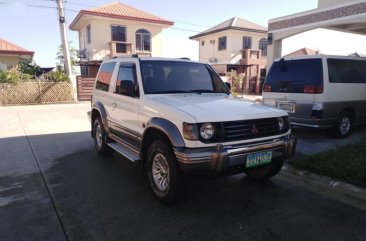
328,59 -> 366,83
264,59 -> 323,93
96,62 -> 116,91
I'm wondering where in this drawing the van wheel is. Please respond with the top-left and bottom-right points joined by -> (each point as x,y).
244,158 -> 284,180
146,140 -> 181,204
332,111 -> 352,139
93,117 -> 114,156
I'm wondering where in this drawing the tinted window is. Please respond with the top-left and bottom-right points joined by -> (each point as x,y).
96,62 -> 116,92
328,59 -> 366,83
140,61 -> 230,95
243,36 -> 252,49
265,59 -> 323,93
115,63 -> 138,97
218,37 -> 227,50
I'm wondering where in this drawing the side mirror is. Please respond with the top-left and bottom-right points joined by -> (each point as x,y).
119,80 -> 137,97
225,82 -> 231,90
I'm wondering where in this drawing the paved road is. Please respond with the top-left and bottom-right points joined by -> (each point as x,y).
1,103 -> 366,241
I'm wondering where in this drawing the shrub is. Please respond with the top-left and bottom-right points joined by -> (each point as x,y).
46,68 -> 70,82
19,62 -> 41,76
0,66 -> 31,84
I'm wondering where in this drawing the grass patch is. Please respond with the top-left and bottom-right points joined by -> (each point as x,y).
292,135 -> 366,188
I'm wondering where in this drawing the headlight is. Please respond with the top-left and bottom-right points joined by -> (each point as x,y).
278,117 -> 285,131
200,123 -> 215,140
183,123 -> 198,140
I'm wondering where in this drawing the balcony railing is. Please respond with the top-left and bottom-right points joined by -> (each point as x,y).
240,49 -> 267,66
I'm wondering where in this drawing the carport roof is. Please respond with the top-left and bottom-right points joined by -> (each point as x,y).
268,1 -> 366,36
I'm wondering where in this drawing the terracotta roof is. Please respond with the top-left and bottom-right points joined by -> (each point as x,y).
0,38 -> 34,56
70,2 -> 173,30
284,47 -> 320,57
190,17 -> 267,39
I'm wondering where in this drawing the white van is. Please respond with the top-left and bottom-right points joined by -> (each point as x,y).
262,55 -> 366,138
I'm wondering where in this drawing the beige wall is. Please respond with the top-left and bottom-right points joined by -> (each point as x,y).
318,0 -> 354,8
78,17 -> 166,60
0,55 -> 21,69
197,30 -> 267,64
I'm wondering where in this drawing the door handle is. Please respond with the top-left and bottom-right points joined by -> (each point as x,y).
112,102 -> 117,108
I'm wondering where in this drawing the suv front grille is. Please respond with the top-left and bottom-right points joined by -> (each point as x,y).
221,117 -> 284,142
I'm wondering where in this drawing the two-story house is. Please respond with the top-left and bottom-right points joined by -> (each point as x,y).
190,17 -> 268,94
69,2 -> 173,100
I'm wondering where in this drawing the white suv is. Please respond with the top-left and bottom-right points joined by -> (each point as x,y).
89,57 -> 296,203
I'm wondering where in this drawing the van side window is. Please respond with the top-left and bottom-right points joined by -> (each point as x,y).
328,59 -> 366,84
115,63 -> 138,97
96,62 -> 116,91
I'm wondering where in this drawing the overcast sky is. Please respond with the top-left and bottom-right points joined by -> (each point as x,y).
1,0 -> 365,67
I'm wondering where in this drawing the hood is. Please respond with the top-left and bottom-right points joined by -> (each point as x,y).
147,94 -> 287,122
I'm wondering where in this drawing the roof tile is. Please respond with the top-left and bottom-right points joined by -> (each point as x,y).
0,38 -> 29,52
70,2 -> 173,29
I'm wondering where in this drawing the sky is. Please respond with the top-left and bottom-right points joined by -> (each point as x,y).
1,0 -> 366,67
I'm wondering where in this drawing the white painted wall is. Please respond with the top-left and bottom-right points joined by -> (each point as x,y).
318,0 -> 355,8
77,16 -> 167,60
196,29 -> 267,64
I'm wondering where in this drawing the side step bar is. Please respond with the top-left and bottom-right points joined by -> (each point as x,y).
107,142 -> 140,162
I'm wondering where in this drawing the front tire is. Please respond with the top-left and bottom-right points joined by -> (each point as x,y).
146,140 -> 181,204
93,117 -> 114,156
244,158 -> 284,180
332,111 -> 352,139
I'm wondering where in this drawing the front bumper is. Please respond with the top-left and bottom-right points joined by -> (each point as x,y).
174,135 -> 297,176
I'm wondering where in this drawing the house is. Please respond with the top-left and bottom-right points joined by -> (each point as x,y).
190,17 -> 268,94
70,2 -> 173,76
0,38 -> 34,70
267,0 -> 366,67
284,47 -> 320,57
69,1 -> 173,100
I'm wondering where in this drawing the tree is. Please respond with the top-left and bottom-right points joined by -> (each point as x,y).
228,70 -> 244,96
56,41 -> 79,74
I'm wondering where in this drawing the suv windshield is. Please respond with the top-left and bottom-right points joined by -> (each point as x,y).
140,60 -> 230,94
265,58 -> 323,93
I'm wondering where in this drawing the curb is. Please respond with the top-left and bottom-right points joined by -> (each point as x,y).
278,163 -> 366,211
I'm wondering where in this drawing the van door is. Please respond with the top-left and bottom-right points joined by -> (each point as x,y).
263,58 -> 324,120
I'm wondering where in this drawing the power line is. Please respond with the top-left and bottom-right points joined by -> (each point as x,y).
24,3 -> 204,33
26,3 -> 78,12
170,27 -> 200,33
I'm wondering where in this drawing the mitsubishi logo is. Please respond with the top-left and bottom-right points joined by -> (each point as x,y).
251,124 -> 259,135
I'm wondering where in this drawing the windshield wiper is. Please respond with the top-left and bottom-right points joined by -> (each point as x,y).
150,90 -> 189,94
186,89 -> 214,94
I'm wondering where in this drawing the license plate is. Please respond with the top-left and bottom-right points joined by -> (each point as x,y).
246,151 -> 272,168
278,102 -> 295,113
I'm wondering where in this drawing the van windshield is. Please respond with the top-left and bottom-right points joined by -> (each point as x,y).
265,59 -> 323,93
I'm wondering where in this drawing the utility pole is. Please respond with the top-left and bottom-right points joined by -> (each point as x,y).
56,0 -> 72,77
56,0 -> 76,100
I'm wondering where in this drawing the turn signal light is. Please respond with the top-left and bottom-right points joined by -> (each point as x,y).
263,84 -> 271,92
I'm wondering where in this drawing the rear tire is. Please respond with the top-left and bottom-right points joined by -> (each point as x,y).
146,140 -> 181,204
244,158 -> 284,180
332,111 -> 352,139
93,117 -> 114,156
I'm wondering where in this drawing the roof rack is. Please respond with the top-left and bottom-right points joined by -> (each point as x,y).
179,57 -> 190,60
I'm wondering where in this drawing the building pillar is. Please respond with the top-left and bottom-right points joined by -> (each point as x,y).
266,38 -> 282,69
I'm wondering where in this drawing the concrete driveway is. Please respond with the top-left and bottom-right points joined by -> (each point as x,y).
1,103 -> 366,241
